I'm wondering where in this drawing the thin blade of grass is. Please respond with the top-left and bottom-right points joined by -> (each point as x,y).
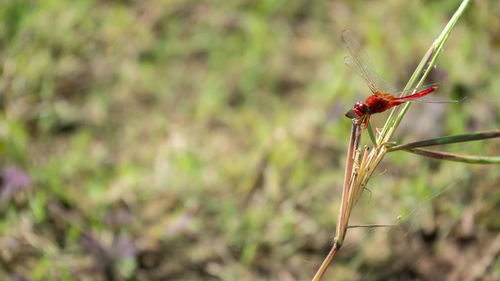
377,43 -> 435,145
378,0 -> 471,144
366,123 -> 377,147
386,130 -> 500,152
347,224 -> 395,229
400,148 -> 500,164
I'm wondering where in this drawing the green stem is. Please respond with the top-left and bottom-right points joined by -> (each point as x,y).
386,130 -> 500,152
379,0 -> 471,144
401,148 -> 500,164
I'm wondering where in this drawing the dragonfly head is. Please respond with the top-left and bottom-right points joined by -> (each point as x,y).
345,102 -> 367,119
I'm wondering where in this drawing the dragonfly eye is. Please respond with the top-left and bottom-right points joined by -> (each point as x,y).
354,103 -> 368,114
345,109 -> 358,119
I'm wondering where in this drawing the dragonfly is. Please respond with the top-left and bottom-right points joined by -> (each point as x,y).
342,30 -> 452,128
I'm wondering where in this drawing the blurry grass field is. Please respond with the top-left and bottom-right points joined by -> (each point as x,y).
1,0 -> 500,280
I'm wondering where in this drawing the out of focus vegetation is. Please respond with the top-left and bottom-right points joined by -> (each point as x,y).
1,0 -> 499,280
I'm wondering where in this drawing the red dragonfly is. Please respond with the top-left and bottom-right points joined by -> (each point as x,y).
342,30 -> 450,128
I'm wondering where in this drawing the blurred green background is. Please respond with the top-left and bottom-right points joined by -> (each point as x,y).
1,0 -> 499,280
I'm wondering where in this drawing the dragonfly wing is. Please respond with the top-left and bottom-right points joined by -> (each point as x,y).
341,30 -> 395,94
344,56 -> 379,93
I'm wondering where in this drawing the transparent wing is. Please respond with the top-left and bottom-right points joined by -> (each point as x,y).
344,56 -> 380,94
342,30 -> 395,94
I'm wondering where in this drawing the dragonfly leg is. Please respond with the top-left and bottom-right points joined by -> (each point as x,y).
355,115 -> 370,137
362,115 -> 371,129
